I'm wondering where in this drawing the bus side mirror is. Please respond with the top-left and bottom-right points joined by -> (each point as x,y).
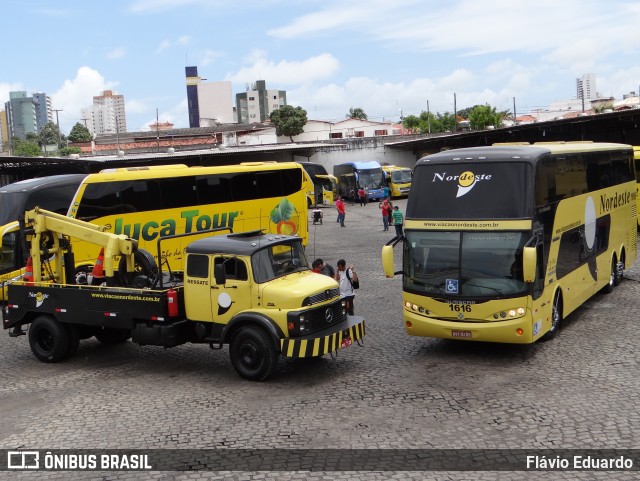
382,245 -> 395,278
214,264 -> 226,285
522,246 -> 537,283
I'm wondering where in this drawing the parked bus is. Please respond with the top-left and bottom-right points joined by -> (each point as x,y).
382,142 -> 637,344
67,162 -> 311,278
333,161 -> 385,200
634,146 -> 640,227
300,162 -> 337,206
0,175 -> 87,296
382,165 -> 413,198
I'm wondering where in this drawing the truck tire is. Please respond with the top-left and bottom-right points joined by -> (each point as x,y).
230,326 -> 278,381
95,328 -> 131,344
28,315 -> 71,363
118,249 -> 158,287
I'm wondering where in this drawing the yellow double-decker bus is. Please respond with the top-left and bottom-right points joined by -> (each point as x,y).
382,165 -> 412,198
67,162 -> 311,282
382,142 -> 637,343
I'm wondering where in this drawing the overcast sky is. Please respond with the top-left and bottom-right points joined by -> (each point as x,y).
3,0 -> 640,134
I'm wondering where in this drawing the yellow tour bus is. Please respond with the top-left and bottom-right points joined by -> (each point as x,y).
67,162 -> 311,283
382,142 -> 637,343
382,165 -> 413,198
634,146 -> 640,227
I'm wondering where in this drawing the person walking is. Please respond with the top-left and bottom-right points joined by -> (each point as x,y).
392,205 -> 404,237
336,196 -> 346,227
379,199 -> 391,231
383,185 -> 391,200
335,259 -> 357,315
349,188 -> 356,205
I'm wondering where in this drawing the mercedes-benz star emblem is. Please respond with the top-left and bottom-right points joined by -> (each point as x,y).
325,308 -> 334,323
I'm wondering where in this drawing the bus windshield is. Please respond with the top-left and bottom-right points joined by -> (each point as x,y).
358,168 -> 384,190
407,163 -> 530,219
403,230 -> 528,298
252,242 -> 309,283
391,170 -> 412,183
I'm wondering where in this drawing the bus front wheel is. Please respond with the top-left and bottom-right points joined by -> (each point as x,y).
541,292 -> 562,342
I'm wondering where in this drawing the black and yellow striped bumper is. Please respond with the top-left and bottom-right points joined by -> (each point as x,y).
280,316 -> 365,358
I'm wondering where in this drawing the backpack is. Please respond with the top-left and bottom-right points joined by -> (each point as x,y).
346,268 -> 360,289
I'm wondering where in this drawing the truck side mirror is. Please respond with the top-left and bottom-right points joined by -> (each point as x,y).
522,246 -> 537,283
382,245 -> 395,278
214,264 -> 226,285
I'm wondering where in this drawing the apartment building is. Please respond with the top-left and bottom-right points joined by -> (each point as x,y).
83,90 -> 127,135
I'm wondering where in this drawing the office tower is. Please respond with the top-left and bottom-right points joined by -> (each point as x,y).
236,80 -> 287,124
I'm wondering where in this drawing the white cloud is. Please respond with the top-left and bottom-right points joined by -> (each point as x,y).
138,98 -> 188,131
50,67 -> 118,132
107,47 -> 126,60
0,82 -> 25,105
200,49 -> 222,67
155,39 -> 172,54
126,99 -> 149,115
227,53 -> 340,85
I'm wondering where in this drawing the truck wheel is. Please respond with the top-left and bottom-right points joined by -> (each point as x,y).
230,326 -> 278,381
118,249 -> 158,287
95,328 -> 131,344
28,315 -> 70,363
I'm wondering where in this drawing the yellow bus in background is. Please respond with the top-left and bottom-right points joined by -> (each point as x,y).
382,142 -> 637,344
382,165 -> 412,198
67,162 -> 311,283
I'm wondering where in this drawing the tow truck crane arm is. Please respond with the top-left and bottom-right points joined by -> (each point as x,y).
23,207 -> 137,283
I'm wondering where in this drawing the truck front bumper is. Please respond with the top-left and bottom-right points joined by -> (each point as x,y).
280,315 -> 365,358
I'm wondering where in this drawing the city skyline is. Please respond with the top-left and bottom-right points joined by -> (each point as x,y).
2,0 -> 640,134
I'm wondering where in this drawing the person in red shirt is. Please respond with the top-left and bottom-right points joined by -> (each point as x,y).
336,197 -> 346,227
379,199 -> 391,231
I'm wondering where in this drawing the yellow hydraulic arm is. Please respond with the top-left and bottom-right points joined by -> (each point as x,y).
23,207 -> 138,283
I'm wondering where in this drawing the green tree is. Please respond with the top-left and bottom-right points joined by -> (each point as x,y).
270,105 -> 308,142
59,146 -> 82,156
468,104 -> 505,130
39,121 -> 63,147
68,122 -> 93,143
13,138 -> 42,157
346,107 -> 368,120
402,114 -> 420,133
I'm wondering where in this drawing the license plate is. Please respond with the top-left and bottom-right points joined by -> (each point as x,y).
451,330 -> 472,338
341,337 -> 353,348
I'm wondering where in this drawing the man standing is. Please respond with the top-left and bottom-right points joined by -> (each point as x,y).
336,196 -> 346,227
392,205 -> 404,237
335,259 -> 357,315
379,199 -> 391,231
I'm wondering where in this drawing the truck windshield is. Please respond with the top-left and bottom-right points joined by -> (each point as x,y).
403,231 -> 529,298
251,241 -> 309,283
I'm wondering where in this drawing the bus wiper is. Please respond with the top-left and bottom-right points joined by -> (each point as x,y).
463,282 -> 505,295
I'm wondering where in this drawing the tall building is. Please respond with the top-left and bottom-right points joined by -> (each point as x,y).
33,92 -> 53,129
184,66 -> 234,127
236,80 -> 287,124
576,73 -> 596,100
4,91 -> 52,139
84,90 -> 127,135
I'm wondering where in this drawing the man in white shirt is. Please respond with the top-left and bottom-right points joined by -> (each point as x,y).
335,259 -> 358,315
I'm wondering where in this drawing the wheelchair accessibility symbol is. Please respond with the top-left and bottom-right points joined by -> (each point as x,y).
445,279 -> 459,294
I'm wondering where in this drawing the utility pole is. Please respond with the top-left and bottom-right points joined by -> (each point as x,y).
53,109 -> 63,150
453,93 -> 457,131
156,108 -> 160,152
426,100 -> 431,134
81,117 -> 89,128
513,97 -> 517,125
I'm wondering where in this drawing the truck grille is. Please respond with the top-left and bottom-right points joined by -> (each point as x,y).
303,288 -> 340,307
303,300 -> 345,333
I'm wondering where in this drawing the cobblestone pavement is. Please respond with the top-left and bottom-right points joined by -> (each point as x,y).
1,198 -> 639,481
